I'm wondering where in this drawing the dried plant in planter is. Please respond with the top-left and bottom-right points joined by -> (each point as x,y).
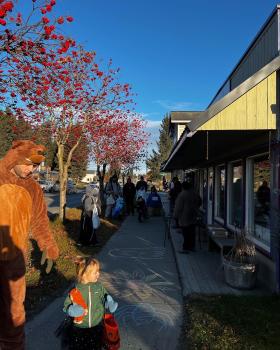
225,229 -> 256,265
223,229 -> 258,289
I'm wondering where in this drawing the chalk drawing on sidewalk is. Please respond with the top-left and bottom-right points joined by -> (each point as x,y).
108,247 -> 166,259
115,303 -> 177,332
101,266 -> 180,300
108,234 -> 169,260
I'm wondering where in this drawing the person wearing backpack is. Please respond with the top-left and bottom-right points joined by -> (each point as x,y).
78,185 -> 101,246
136,175 -> 148,196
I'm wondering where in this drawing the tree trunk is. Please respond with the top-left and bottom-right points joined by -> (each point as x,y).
97,163 -> 107,214
57,143 -> 67,222
57,140 -> 80,222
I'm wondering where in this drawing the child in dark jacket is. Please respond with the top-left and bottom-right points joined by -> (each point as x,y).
136,195 -> 146,222
63,257 -> 118,350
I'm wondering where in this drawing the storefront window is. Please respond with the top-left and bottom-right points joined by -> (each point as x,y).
229,162 -> 243,227
202,169 -> 207,211
249,156 -> 271,245
215,165 -> 225,220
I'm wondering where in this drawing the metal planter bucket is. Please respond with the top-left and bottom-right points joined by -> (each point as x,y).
223,258 -> 257,290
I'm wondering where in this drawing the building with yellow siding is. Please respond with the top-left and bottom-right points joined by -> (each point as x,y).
163,6 -> 280,292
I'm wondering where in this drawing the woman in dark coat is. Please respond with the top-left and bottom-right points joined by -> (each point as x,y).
123,177 -> 136,215
174,181 -> 201,253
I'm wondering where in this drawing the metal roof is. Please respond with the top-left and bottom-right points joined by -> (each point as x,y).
208,5 -> 280,108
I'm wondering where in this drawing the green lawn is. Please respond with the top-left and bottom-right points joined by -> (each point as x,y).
179,295 -> 280,350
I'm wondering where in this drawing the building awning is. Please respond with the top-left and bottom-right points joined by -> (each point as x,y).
163,130 -> 271,171
170,111 -> 202,123
162,56 -> 279,172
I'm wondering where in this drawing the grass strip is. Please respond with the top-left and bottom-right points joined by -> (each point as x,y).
179,295 -> 280,350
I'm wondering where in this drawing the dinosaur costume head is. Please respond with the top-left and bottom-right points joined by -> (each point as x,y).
1,140 -> 46,171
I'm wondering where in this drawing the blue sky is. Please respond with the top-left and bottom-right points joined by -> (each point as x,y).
24,1 -> 280,170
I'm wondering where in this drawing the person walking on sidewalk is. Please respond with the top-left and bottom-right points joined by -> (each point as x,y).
146,186 -> 162,216
63,257 -> 118,350
169,176 -> 182,227
136,175 -> 148,199
174,181 -> 201,253
136,195 -> 146,222
123,177 -> 136,215
78,185 -> 101,246
0,140 -> 59,350
104,175 -> 122,218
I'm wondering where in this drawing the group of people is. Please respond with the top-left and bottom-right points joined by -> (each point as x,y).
0,138 -> 201,350
170,176 -> 202,253
105,175 -> 162,222
77,175 -> 164,248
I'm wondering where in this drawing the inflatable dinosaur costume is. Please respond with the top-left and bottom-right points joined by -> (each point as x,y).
0,140 -> 59,350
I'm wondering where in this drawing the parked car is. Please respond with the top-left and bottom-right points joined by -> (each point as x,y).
50,181 -> 60,192
39,180 -> 54,192
67,180 -> 77,194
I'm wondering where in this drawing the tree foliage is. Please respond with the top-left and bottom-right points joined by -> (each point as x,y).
0,1 -> 148,221
146,114 -> 172,180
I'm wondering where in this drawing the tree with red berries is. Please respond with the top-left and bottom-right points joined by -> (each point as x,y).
0,1 -> 75,107
93,114 -> 148,198
0,1 -> 147,222
7,44 -> 135,220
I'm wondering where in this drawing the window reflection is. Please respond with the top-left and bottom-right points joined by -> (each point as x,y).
216,166 -> 225,219
229,163 -> 243,227
252,157 -> 270,244
202,169 -> 207,211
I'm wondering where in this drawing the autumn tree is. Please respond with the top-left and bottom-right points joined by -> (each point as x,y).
93,114 -> 148,198
0,0 -> 74,107
64,126 -> 89,182
0,1 -> 144,222
7,45 -> 134,220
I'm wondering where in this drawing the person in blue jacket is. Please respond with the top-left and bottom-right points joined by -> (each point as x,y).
146,186 -> 162,216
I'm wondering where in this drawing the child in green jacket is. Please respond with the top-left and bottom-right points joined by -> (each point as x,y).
63,257 -> 118,350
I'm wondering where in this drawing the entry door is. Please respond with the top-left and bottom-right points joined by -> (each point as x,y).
207,167 -> 214,224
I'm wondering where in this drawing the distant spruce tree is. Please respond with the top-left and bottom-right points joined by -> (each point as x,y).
0,110 -> 34,158
146,114 -> 172,180
0,111 -> 57,168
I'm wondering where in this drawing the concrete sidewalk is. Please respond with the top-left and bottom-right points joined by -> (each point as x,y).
26,212 -> 183,350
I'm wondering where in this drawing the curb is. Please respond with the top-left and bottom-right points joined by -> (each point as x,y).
162,200 -> 189,297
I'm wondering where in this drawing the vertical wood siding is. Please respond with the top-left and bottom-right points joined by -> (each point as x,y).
198,73 -> 276,131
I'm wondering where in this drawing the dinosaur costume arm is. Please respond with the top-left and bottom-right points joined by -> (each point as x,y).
30,183 -> 59,260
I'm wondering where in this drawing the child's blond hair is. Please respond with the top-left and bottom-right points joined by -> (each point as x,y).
75,256 -> 100,284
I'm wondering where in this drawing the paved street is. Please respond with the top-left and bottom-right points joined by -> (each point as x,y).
44,191 -> 84,215
26,209 -> 183,350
